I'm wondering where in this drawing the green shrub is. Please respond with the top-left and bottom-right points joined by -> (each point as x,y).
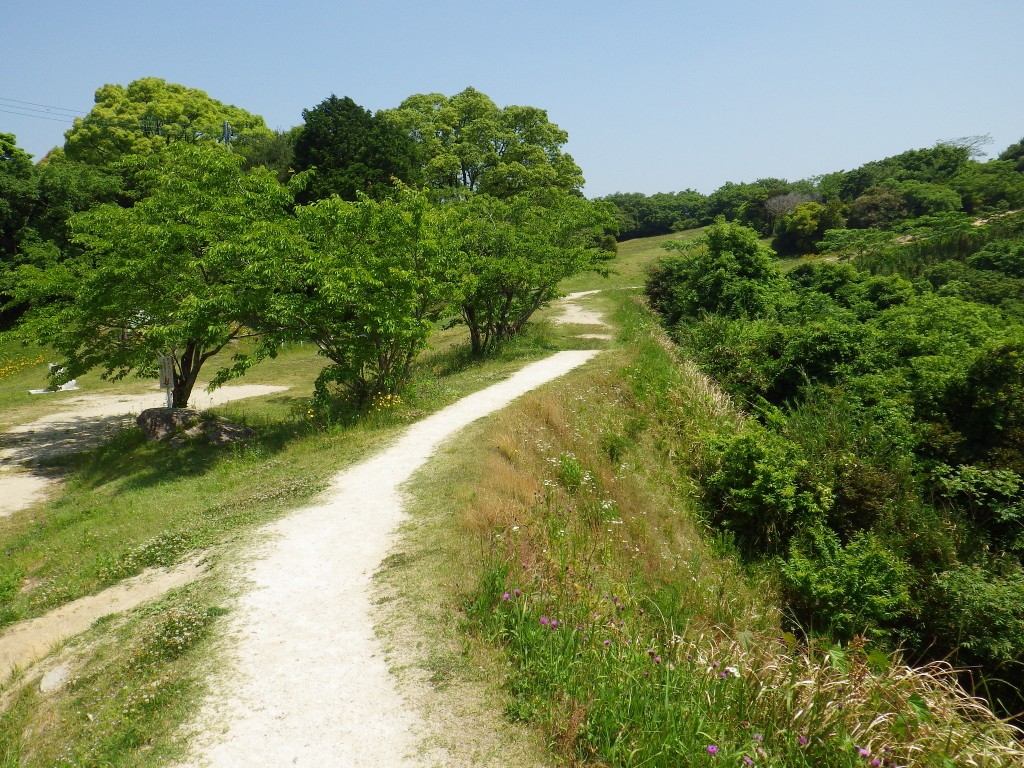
702,423 -> 829,557
782,526 -> 913,641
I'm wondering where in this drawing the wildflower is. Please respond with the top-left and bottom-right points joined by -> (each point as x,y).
798,736 -> 808,746
743,758 -> 754,767
706,745 -> 719,755
513,588 -> 521,597
654,656 -> 662,664
603,639 -> 611,646
871,761 -> 881,767
501,592 -> 510,601
857,746 -> 870,757
540,616 -> 549,626
753,734 -> 763,743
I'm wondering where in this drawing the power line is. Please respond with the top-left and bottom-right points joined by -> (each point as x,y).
0,106 -> 74,124
0,96 -> 87,116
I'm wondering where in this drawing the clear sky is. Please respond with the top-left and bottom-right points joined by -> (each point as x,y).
4,0 -> 1022,197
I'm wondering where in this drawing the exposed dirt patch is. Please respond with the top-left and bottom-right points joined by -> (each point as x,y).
0,555 -> 209,679
555,290 -> 609,328
0,385 -> 288,518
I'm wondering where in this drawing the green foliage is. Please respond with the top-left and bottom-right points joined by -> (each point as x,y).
998,136 -> 1024,172
930,564 -> 1024,669
847,185 -> 908,229
386,87 -> 584,198
782,526 -> 913,641
292,94 -> 419,202
596,189 -> 708,240
951,160 -> 1024,213
279,187 -> 465,401
702,422 -> 829,557
772,199 -> 846,255
455,190 -> 616,355
8,143 -> 299,406
63,77 -> 272,168
0,133 -> 38,258
646,220 -> 788,324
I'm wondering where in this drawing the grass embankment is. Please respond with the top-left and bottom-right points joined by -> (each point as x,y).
0,319 -> 598,766
384,236 -> 1024,766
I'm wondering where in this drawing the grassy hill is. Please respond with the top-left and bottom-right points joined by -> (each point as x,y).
1,231 -> 1022,766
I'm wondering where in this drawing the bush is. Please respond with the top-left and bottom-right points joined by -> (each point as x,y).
701,422 -> 830,557
782,526 -> 913,641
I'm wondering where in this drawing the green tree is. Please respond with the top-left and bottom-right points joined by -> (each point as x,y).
292,95 -> 418,202
239,126 -> 303,183
63,77 -> 272,168
997,136 -> 1024,172
847,185 -> 909,229
270,188 -> 464,401
8,143 -> 298,407
646,219 -> 789,324
0,133 -> 38,259
454,191 -> 616,354
772,200 -> 846,255
386,87 -> 583,198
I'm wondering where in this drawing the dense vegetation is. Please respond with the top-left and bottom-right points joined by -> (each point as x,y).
601,136 -> 1024,251
646,191 -> 1024,718
1,78 -> 615,407
3,73 -> 1024,764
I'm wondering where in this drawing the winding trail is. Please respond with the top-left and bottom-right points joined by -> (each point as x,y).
176,350 -> 600,767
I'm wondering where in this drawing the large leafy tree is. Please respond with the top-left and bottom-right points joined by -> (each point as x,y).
386,87 -> 584,198
269,188 -> 465,401
454,190 -> 616,354
64,77 -> 272,168
0,134 -> 38,260
8,143 -> 298,407
292,95 -> 418,202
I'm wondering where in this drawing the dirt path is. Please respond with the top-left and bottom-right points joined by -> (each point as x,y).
0,384 -> 288,518
0,556 -> 208,679
174,350 -> 599,767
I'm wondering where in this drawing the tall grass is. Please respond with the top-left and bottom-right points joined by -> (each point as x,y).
452,296 -> 1024,766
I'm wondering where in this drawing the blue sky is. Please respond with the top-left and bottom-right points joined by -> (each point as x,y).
4,0 -> 1022,197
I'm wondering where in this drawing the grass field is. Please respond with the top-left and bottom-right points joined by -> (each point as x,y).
2,232 -> 1022,767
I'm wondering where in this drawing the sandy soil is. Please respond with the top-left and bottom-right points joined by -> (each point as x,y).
561,286 -> 606,325
0,556 -> 208,679
0,384 -> 288,518
174,350 -> 599,768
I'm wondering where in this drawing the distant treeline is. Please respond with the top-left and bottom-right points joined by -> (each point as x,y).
600,136 -> 1024,253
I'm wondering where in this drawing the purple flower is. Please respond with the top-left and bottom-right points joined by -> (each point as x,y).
706,745 -> 719,755
871,761 -> 881,767
857,746 -> 870,757
603,639 -> 611,646
501,592 -> 510,601
743,758 -> 754,767
798,736 -> 808,746
550,619 -> 558,628
654,656 -> 662,664
753,733 -> 763,743
513,588 -> 521,597
719,672 -> 728,678
540,616 -> 549,626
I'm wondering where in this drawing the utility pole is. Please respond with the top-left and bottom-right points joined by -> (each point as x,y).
222,120 -> 231,149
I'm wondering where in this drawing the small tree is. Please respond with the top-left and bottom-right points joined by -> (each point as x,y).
454,190 -> 616,355
270,187 -> 465,402
647,219 -> 789,324
8,143 -> 299,407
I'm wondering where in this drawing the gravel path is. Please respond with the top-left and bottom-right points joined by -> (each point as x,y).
175,350 -> 599,767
